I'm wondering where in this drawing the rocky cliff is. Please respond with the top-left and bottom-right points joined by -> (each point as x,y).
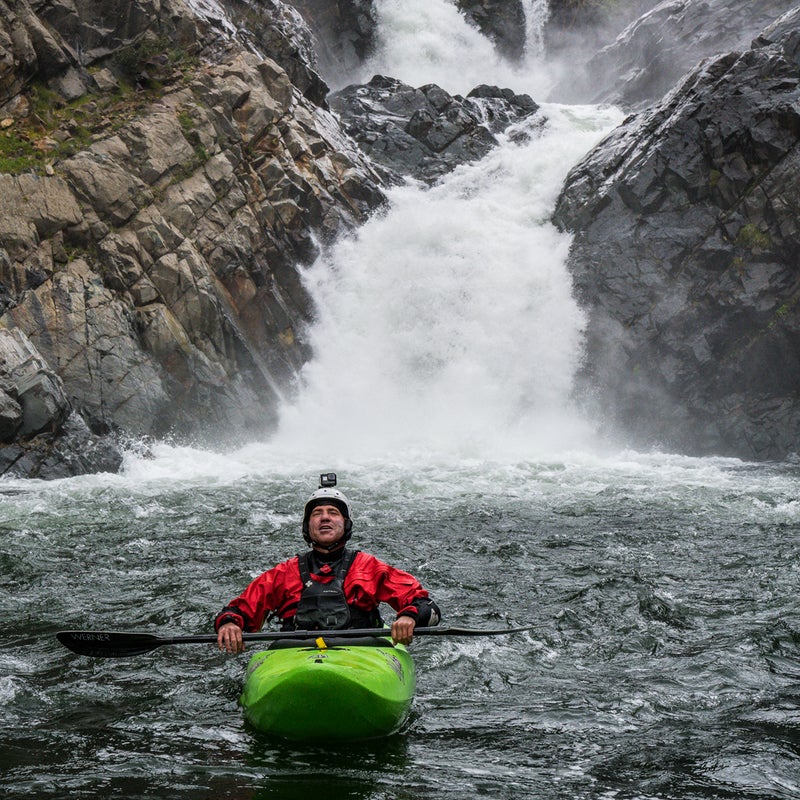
0,0 -> 387,477
554,6 -> 800,460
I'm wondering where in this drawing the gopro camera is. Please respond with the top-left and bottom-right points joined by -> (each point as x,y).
319,472 -> 337,488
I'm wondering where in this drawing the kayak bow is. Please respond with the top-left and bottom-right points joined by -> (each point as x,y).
239,634 -> 415,740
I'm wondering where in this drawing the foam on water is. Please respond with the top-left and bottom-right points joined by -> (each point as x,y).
0,675 -> 19,703
74,440 -> 792,535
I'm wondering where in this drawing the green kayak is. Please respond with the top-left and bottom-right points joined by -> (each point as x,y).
240,634 -> 416,740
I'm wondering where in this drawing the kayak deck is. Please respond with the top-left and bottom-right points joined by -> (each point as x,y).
240,636 -> 416,740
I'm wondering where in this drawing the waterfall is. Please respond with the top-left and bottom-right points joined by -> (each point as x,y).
354,0 -> 554,98
523,0 -> 551,59
271,1 -> 623,463
274,108 -> 623,460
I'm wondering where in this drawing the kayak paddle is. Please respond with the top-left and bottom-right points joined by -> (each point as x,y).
57,625 -> 534,658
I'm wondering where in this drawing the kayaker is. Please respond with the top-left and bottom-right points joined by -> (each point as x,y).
215,478 -> 440,654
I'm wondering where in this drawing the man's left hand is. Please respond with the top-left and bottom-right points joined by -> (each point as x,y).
391,616 -> 416,645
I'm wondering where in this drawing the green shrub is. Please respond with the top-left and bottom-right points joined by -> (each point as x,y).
735,223 -> 771,251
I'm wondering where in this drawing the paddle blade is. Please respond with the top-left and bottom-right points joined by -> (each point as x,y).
57,631 -> 164,658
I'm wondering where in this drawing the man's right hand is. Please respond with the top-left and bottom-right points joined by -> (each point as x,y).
217,621 -> 245,654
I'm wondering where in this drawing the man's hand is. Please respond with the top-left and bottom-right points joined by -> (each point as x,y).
391,616 -> 416,645
217,621 -> 244,654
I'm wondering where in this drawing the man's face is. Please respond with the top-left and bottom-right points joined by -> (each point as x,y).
308,503 -> 346,548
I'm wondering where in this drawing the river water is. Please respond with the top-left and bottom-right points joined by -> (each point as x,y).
2,452 -> 800,799
2,1 -> 800,799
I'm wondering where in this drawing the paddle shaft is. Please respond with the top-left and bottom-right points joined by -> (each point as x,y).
57,624 -> 533,658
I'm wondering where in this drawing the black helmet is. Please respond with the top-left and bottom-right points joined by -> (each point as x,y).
302,486 -> 353,545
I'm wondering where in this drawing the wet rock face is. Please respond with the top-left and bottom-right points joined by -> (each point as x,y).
286,0 -> 378,79
330,76 -> 539,184
546,0 -> 661,37
553,12 -> 800,460
0,50 -> 385,436
226,0 -> 332,106
455,0 -> 528,61
0,328 -> 123,478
